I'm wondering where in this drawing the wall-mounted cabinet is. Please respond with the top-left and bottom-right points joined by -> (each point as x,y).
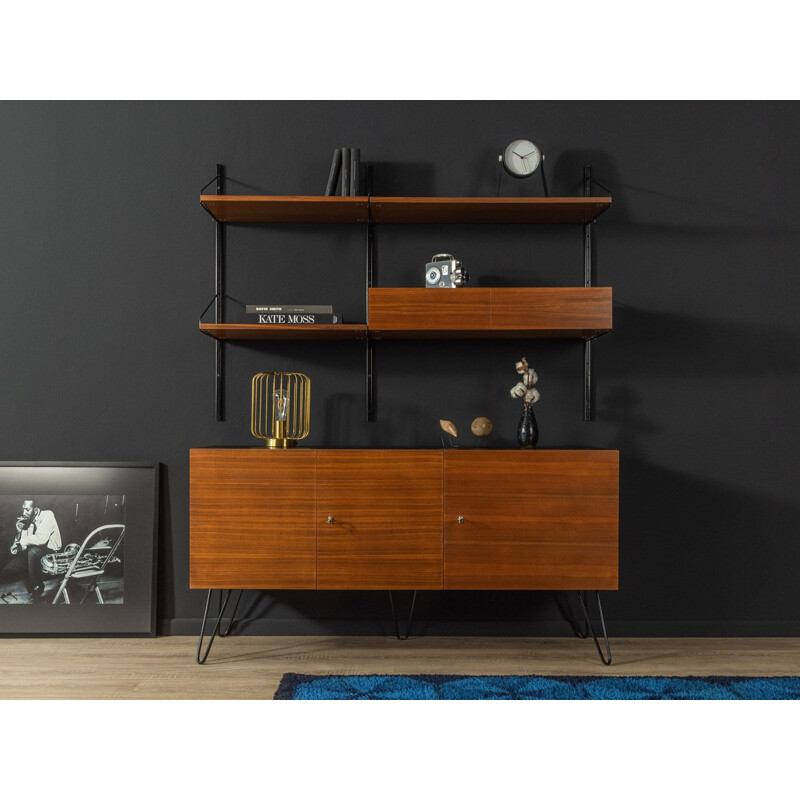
367,287 -> 612,339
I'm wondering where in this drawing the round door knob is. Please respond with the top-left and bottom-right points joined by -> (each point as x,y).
457,516 -> 464,524
327,516 -> 334,524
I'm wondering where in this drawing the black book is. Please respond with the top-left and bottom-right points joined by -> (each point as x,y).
247,313 -> 342,325
350,148 -> 360,196
246,304 -> 333,314
340,147 -> 351,197
324,148 -> 342,197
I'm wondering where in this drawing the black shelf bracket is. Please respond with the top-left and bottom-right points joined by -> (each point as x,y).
214,164 -> 226,422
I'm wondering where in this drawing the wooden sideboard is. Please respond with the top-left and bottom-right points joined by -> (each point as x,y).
190,448 -> 619,591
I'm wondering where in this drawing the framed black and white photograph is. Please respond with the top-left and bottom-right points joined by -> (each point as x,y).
0,463 -> 158,635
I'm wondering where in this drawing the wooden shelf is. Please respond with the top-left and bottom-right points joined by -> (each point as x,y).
200,195 -> 612,224
370,196 -> 612,224
199,288 -> 611,341
199,323 -> 368,340
201,196 -> 369,223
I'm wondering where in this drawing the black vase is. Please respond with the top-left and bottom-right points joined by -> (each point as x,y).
517,405 -> 539,448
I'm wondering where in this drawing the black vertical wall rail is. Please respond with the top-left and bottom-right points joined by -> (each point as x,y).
365,166 -> 375,422
215,164 -> 226,422
583,165 -> 594,421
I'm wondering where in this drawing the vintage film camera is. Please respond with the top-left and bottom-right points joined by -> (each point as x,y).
424,253 -> 469,288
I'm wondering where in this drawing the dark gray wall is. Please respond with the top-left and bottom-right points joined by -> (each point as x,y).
2,101 -> 798,635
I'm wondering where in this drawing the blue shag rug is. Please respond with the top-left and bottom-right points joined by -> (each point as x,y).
274,673 -> 800,700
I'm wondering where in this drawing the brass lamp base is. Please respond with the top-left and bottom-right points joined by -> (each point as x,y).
264,438 -> 297,449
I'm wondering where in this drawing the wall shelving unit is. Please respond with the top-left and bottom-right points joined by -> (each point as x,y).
199,165 -> 612,421
193,165 -> 618,666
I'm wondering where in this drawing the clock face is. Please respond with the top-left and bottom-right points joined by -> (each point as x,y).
503,138 -> 542,178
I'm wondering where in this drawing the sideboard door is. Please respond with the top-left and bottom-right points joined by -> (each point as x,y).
316,450 -> 443,589
190,449 -> 317,589
444,450 -> 618,590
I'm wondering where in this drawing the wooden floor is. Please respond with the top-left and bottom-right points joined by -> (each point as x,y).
0,636 -> 800,700
0,636 -> 797,699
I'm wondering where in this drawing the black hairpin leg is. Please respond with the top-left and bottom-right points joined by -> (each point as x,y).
388,590 -> 417,640
217,590 -> 243,637
196,588 -> 233,665
558,591 -> 588,639
575,590 -> 612,665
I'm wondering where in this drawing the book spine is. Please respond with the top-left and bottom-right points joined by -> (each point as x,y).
246,305 -> 334,314
324,148 -> 342,196
350,148 -> 360,196
340,148 -> 351,197
246,313 -> 341,325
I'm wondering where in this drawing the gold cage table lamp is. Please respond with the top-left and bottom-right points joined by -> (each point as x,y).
251,372 -> 310,448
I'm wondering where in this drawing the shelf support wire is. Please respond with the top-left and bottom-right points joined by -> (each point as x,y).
583,165 -> 595,421
215,164 -> 226,421
200,174 -> 219,194
198,293 -> 246,325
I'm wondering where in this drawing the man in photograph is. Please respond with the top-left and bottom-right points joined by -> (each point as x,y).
0,499 -> 61,601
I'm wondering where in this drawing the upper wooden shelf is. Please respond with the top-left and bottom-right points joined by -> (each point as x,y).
200,195 -> 612,225
201,196 -> 369,223
370,197 -> 612,224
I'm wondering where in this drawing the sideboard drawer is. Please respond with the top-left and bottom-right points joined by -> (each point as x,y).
444,450 -> 618,590
190,449 -> 317,589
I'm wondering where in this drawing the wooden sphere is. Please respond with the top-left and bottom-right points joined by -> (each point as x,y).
470,417 -> 493,437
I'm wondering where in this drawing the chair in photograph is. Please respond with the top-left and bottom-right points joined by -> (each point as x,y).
50,524 -> 125,605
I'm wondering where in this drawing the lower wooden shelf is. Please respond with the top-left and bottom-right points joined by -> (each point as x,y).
199,287 -> 612,341
199,323 -> 368,340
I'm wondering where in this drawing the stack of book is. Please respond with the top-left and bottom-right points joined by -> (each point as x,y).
325,147 -> 361,196
245,304 -> 342,325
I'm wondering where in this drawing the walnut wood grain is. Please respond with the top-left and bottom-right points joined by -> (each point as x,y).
199,323 -> 368,341
444,450 -> 618,590
190,449 -> 316,589
316,451 -> 443,589
367,288 -> 611,338
490,287 -> 612,334
200,195 -> 369,223
369,197 -> 612,224
368,288 -> 491,334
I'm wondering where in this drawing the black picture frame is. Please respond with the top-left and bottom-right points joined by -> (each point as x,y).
0,462 -> 158,636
